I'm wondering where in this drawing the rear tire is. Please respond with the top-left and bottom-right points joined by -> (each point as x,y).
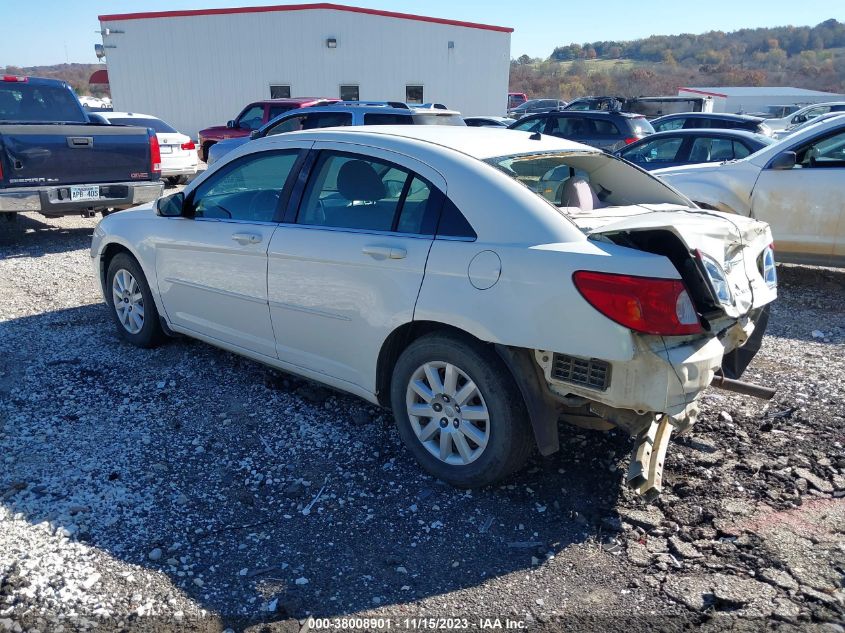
105,253 -> 163,348
390,332 -> 533,488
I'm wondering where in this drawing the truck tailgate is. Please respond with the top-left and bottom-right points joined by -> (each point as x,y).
0,124 -> 154,186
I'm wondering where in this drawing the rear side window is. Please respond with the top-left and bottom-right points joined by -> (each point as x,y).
267,105 -> 295,120
436,198 -> 476,240
412,113 -> 465,126
593,118 -> 621,135
0,83 -> 85,123
364,113 -> 412,125
511,117 -> 545,133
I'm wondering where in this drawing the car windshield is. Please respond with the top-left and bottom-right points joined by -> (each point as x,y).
107,117 -> 177,134
484,151 -> 689,210
0,82 -> 85,123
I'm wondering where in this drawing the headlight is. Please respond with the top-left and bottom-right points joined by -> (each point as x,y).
698,251 -> 734,306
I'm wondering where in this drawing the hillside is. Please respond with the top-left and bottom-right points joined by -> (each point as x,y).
0,63 -> 109,97
511,19 -> 845,100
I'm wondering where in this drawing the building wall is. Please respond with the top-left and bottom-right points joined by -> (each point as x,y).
100,9 -> 511,137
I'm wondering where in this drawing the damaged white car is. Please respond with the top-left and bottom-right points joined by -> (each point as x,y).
91,126 -> 777,497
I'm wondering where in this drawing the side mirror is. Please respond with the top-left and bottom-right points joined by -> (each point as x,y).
249,130 -> 260,140
156,191 -> 185,217
226,120 -> 236,129
769,151 -> 797,170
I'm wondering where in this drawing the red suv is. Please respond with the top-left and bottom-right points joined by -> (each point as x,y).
198,97 -> 337,161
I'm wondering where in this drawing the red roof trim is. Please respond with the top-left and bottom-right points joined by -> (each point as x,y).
98,3 -> 513,33
678,87 -> 728,99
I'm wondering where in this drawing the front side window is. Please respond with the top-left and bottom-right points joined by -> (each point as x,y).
654,118 -> 684,132
545,116 -> 592,138
297,152 -> 435,233
237,105 -> 264,130
796,129 -> 845,168
270,84 -> 291,99
340,85 -> 359,101
191,150 -> 299,222
511,117 -> 546,133
621,136 -> 684,164
406,85 -> 424,104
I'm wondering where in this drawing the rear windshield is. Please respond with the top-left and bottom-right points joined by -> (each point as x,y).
411,113 -> 466,126
0,82 -> 85,123
107,117 -> 177,134
629,117 -> 655,136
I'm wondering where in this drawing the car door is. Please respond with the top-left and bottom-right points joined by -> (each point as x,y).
155,147 -> 305,358
751,126 -> 845,265
266,144 -> 446,392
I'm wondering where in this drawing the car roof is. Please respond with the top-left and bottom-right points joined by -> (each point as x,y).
255,125 -> 600,160
638,129 -> 770,141
653,112 -> 764,123
253,97 -> 335,105
526,110 -> 645,119
95,111 -> 160,120
4,76 -> 67,88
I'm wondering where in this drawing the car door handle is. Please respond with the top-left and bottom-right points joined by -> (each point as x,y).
362,245 -> 406,260
231,232 -> 262,245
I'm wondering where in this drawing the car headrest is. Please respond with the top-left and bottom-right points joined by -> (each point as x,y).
337,160 -> 386,203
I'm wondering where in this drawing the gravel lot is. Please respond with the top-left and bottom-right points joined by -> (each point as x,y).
1,211 -> 843,632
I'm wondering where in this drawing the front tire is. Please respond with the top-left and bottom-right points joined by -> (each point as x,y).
106,253 -> 163,348
390,333 -> 532,488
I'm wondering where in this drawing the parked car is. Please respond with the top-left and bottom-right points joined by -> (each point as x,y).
89,111 -> 198,186
197,97 -> 337,162
507,92 -> 527,110
565,96 -> 713,117
761,102 -> 845,133
651,113 -> 772,136
655,115 -> 845,266
207,102 -> 465,165
772,112 -> 845,140
464,116 -> 515,128
614,129 -> 774,170
0,76 -> 162,221
507,99 -> 566,119
91,126 -> 776,496
752,104 -> 800,119
508,110 -> 654,151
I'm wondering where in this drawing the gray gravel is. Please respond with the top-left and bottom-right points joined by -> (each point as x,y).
1,212 -> 844,632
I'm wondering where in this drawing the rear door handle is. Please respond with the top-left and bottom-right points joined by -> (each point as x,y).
362,245 -> 406,260
231,232 -> 262,245
66,136 -> 93,148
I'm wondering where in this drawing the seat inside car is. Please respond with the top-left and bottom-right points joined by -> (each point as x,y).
320,159 -> 395,231
560,176 -> 605,212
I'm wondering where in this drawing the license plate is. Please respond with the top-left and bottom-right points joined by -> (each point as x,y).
70,185 -> 100,202
160,145 -> 174,154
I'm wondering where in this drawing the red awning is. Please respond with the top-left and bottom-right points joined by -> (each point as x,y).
89,69 -> 109,85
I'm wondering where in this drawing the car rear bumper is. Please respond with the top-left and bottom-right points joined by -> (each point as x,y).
0,181 -> 164,215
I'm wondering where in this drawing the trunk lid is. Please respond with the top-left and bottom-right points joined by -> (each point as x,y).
0,123 -> 155,186
569,203 -> 777,319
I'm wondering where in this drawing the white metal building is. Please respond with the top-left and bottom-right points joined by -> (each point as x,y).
677,86 -> 845,115
97,3 -> 512,137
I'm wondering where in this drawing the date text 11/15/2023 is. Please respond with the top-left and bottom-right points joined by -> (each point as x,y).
305,617 -> 527,630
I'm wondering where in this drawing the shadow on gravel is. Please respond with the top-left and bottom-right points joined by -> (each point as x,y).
1,303 -> 628,628
0,213 -> 96,256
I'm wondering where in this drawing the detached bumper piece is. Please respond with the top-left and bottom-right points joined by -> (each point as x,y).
627,414 -> 672,501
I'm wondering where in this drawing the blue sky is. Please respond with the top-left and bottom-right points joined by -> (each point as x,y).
1,0 -> 842,66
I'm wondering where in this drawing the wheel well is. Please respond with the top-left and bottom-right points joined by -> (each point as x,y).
375,321 -> 486,407
99,243 -> 134,291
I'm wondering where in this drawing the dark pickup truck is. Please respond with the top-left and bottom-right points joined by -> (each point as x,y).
0,75 -> 163,221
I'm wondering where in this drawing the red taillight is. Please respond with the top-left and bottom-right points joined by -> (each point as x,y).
181,140 -> 196,151
573,271 -> 702,336
149,134 -> 161,174
2,75 -> 28,82
624,137 -> 638,145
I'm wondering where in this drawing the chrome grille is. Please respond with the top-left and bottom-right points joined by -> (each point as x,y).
551,354 -> 611,391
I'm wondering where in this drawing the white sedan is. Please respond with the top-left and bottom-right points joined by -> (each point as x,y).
655,114 -> 845,266
91,126 -> 777,496
89,111 -> 199,186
